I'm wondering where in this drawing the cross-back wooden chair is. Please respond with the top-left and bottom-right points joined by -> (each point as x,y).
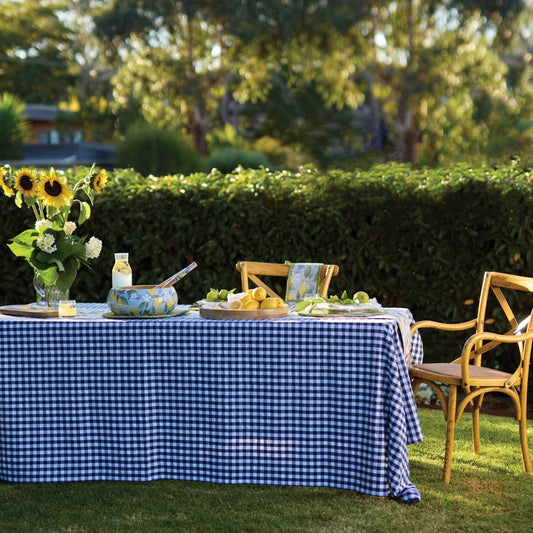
409,271 -> 533,483
235,261 -> 339,300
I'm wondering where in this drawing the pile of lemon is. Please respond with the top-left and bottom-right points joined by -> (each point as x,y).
230,287 -> 285,310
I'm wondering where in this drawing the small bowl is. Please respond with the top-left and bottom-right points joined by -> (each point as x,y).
107,285 -> 178,316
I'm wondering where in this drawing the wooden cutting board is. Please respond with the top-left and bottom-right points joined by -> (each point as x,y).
0,304 -> 59,318
199,305 -> 289,320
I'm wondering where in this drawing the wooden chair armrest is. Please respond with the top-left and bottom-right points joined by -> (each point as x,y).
457,329 -> 533,388
460,329 -> 533,357
410,318 -> 477,337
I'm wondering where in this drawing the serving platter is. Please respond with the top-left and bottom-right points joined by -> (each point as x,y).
199,305 -> 289,320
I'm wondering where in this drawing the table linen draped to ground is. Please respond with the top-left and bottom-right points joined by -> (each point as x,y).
0,304 -> 423,503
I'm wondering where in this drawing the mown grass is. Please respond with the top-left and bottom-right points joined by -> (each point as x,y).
0,408 -> 531,533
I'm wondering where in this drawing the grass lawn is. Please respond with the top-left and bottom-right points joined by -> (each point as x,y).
1,408 -> 531,532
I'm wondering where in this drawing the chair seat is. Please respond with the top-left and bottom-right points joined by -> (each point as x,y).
410,362 -> 514,386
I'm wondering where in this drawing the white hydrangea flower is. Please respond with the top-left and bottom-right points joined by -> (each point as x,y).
85,236 -> 102,259
36,233 -> 57,254
64,221 -> 77,235
35,219 -> 53,232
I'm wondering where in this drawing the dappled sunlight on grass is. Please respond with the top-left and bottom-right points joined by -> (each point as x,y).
409,407 -> 533,528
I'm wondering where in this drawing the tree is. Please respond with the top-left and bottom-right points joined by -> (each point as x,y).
54,0 -> 117,142
0,0 -> 74,103
201,0 -> 531,164
0,93 -> 30,159
95,0 -> 229,154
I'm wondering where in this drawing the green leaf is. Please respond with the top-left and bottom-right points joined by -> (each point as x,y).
7,229 -> 38,259
37,266 -> 58,287
11,228 -> 38,246
56,257 -> 80,292
7,240 -> 34,259
78,202 -> 91,225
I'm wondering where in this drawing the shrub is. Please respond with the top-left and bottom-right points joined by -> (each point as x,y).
2,160 -> 533,376
207,124 -> 247,150
115,122 -> 206,176
0,93 -> 29,160
206,147 -> 271,173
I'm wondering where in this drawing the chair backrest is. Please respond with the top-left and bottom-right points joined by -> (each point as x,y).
235,261 -> 339,300
470,271 -> 533,370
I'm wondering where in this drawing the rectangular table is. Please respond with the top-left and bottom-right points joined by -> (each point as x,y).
0,304 -> 423,503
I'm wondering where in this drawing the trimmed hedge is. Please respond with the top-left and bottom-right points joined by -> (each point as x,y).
2,162 -> 533,364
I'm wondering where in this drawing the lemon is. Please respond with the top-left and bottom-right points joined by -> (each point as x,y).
243,299 -> 260,310
260,297 -> 278,310
240,293 -> 253,304
230,300 -> 242,310
252,287 -> 267,301
274,297 -> 285,308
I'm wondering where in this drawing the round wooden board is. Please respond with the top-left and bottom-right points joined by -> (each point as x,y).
0,304 -> 59,318
199,305 -> 289,320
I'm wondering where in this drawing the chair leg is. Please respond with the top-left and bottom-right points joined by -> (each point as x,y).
472,393 -> 483,455
519,410 -> 532,474
443,385 -> 458,484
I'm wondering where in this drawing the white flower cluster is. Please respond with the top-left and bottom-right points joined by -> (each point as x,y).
36,233 -> 57,254
85,236 -> 102,259
35,219 -> 53,232
64,221 -> 77,235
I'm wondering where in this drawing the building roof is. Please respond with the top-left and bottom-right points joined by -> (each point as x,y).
23,104 -> 75,121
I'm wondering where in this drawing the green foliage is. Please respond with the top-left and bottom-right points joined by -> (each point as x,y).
206,148 -> 271,173
207,125 -> 303,170
207,124 -> 248,150
115,122 -> 206,176
0,1 -> 75,103
0,93 -> 29,159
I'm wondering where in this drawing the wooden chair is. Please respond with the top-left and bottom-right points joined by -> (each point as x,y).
235,261 -> 339,300
409,271 -> 533,483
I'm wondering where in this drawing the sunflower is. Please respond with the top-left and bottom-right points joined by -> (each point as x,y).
38,168 -> 73,209
0,168 -> 14,197
15,168 -> 38,197
90,170 -> 107,192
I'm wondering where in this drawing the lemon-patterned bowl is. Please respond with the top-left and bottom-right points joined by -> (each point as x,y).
107,285 -> 178,316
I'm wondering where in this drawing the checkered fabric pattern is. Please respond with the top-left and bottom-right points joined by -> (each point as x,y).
0,304 -> 423,503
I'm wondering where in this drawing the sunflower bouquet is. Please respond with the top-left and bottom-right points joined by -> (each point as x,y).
0,165 -> 107,298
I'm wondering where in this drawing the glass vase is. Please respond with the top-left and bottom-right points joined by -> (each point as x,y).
34,272 -> 69,308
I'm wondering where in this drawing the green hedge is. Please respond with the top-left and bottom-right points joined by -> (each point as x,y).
2,162 -> 533,364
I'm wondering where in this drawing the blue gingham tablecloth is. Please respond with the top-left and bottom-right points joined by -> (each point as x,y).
0,304 -> 423,503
